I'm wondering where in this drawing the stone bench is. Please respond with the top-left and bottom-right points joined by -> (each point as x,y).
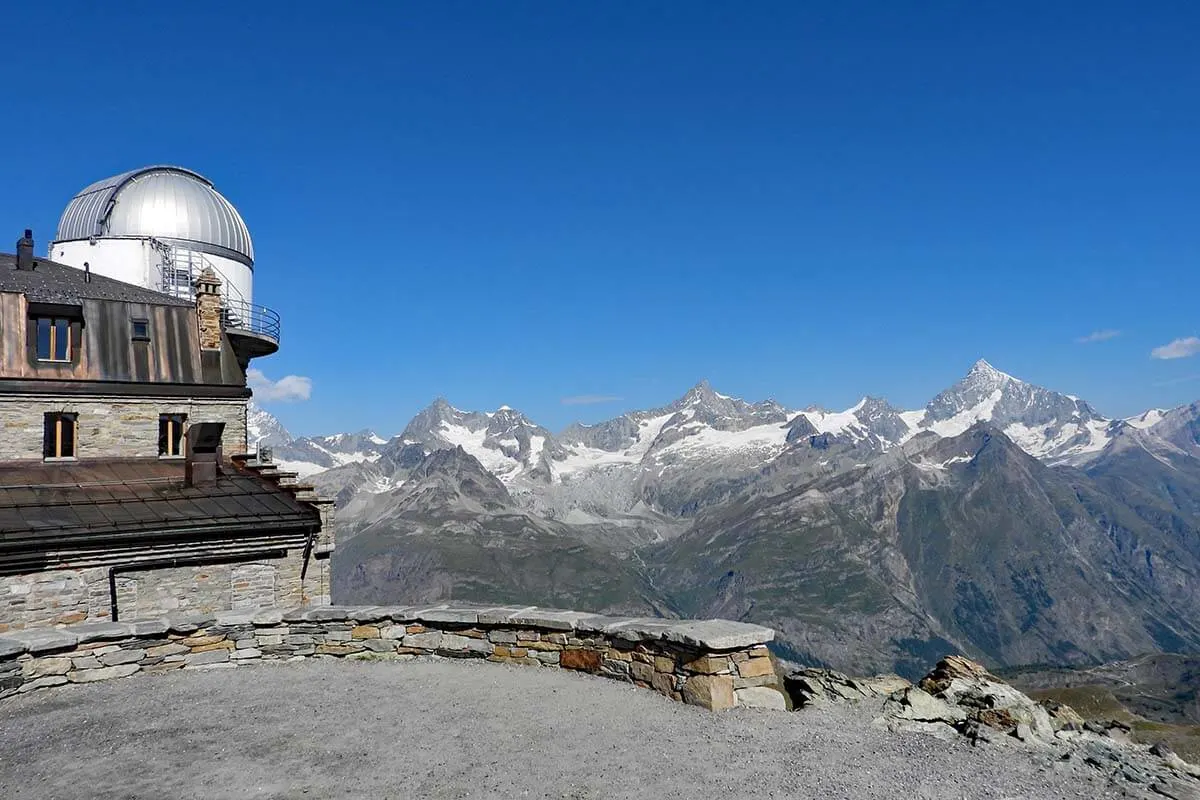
0,604 -> 786,711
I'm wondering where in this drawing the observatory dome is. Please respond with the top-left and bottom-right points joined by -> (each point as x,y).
53,166 -> 254,267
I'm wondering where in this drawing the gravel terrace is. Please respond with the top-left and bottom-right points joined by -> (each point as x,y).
0,658 -> 1126,799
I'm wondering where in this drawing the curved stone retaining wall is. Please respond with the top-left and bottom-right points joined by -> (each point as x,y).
0,603 -> 786,711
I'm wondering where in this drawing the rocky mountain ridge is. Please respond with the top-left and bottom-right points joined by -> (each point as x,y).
249,361 -> 1200,680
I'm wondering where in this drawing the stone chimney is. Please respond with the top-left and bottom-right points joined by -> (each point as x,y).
185,421 -> 225,488
194,267 -> 223,350
15,229 -> 34,270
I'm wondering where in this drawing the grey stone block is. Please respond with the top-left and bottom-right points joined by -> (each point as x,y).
166,613 -> 215,634
251,609 -> 284,627
298,606 -> 358,622
70,622 -> 133,644
230,648 -> 262,660
403,631 -> 443,650
362,639 -> 396,652
184,649 -> 230,667
127,619 -> 170,637
24,657 -> 72,677
477,606 -> 536,625
437,634 -> 491,655
280,608 -> 309,623
505,610 -> 597,631
352,605 -> 418,624
417,607 -> 480,625
574,615 -> 623,634
215,611 -> 257,627
67,663 -> 141,683
487,630 -> 518,644
19,675 -> 68,692
661,620 -> 775,651
3,628 -> 79,654
735,687 -> 788,710
71,656 -> 101,670
99,649 -> 145,666
0,638 -> 28,658
603,619 -> 677,642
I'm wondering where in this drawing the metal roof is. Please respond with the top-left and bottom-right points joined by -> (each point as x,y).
0,459 -> 320,547
0,253 -> 194,307
53,166 -> 255,267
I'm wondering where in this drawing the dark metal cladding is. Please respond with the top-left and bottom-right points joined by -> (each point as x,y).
0,253 -> 246,393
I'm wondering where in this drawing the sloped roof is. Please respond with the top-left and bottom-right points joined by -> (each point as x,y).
0,253 -> 194,307
0,459 -> 320,550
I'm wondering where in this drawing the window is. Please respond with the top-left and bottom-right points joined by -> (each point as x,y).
132,318 -> 150,341
43,413 -> 77,459
159,414 -> 186,457
35,318 -> 71,361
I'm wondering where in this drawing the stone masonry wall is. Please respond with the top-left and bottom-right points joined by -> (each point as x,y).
0,604 -> 786,712
0,550 -> 311,633
0,394 -> 247,460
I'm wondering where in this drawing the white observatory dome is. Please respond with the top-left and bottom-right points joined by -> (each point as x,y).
50,165 -> 256,307
53,165 -> 253,266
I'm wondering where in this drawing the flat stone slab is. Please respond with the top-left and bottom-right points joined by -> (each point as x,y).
127,620 -> 169,637
416,607 -> 480,625
477,606 -> 538,625
345,606 -> 417,624
660,620 -> 774,651
603,619 -> 679,642
0,639 -> 28,658
165,613 -> 216,633
64,622 -> 131,644
287,606 -> 362,622
505,610 -> 606,631
1,629 -> 79,654
215,611 -> 257,627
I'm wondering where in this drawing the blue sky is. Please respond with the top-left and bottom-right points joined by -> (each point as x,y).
4,2 -> 1199,435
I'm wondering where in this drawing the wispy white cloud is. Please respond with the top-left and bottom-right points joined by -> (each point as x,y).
1151,337 -> 1200,360
1076,329 -> 1121,344
561,394 -> 622,406
248,368 -> 313,402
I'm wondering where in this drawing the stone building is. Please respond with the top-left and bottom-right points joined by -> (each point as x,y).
0,167 -> 333,631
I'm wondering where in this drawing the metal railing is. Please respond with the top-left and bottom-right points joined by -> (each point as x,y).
222,299 -> 281,343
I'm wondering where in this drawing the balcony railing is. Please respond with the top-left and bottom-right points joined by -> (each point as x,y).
222,299 -> 281,343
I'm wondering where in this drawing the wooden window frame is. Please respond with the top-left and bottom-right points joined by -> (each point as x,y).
159,414 -> 187,458
35,317 -> 73,362
43,412 -> 78,460
131,318 -> 150,342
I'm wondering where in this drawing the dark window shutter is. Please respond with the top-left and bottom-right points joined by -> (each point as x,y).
61,415 -> 75,457
158,416 -> 168,455
43,413 -> 55,458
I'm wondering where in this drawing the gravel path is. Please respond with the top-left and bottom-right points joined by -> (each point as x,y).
0,658 -> 1126,799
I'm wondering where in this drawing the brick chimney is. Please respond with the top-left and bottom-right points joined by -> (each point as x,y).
194,267 -> 223,350
185,421 -> 225,488
15,229 -> 34,270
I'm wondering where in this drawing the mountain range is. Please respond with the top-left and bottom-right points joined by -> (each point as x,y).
248,360 -> 1200,678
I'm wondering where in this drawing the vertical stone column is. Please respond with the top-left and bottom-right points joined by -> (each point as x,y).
194,268 -> 223,351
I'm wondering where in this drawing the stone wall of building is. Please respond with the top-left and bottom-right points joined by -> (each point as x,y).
0,394 -> 247,460
0,604 -> 786,711
0,550 -> 316,633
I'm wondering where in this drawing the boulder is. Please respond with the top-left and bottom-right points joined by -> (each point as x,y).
785,667 -> 911,709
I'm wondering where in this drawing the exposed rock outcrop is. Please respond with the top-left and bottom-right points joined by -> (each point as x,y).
789,655 -> 1200,799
